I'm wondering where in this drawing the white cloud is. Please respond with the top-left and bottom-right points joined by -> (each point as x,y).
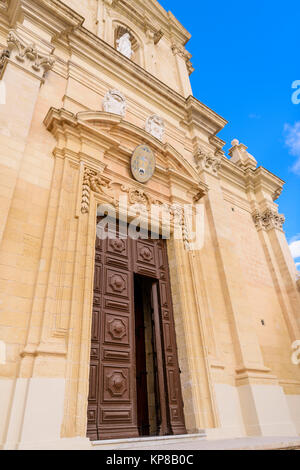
284,122 -> 300,175
249,113 -> 261,120
289,234 -> 300,259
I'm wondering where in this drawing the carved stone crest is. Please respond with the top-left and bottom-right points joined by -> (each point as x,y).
131,144 -> 156,183
145,115 -> 165,141
103,89 -> 126,117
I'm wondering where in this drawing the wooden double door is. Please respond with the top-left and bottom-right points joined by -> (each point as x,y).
87,225 -> 186,440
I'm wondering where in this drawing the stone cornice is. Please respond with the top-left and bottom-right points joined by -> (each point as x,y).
245,167 -> 285,201
21,0 -> 83,30
4,0 -> 84,38
219,158 -> 285,200
186,95 -> 228,136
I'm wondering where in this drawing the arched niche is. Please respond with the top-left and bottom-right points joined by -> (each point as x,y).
113,22 -> 144,67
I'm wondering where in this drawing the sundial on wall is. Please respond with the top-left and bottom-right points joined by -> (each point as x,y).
131,144 -> 156,183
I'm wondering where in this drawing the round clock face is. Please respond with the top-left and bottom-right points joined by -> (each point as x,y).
131,144 -> 156,183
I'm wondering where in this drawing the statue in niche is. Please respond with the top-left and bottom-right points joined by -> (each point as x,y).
145,115 -> 165,141
116,32 -> 133,59
103,89 -> 126,117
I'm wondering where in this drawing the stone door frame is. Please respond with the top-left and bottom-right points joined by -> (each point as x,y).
25,108 -> 220,440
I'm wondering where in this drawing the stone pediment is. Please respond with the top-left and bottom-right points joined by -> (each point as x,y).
44,108 -> 207,203
76,111 -> 202,184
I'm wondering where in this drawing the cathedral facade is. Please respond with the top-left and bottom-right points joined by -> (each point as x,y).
0,0 -> 299,450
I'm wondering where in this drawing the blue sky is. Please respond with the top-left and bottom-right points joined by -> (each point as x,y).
159,0 -> 300,268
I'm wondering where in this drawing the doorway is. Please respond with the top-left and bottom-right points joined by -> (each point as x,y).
134,275 -> 160,436
87,232 -> 186,441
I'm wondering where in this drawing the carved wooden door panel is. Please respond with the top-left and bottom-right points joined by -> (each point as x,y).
87,229 -> 138,441
87,230 -> 186,440
156,241 -> 186,435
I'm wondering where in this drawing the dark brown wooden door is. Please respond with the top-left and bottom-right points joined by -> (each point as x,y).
87,228 -> 186,440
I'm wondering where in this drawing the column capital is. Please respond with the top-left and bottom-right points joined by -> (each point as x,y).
0,29 -> 55,82
171,43 -> 194,75
252,207 -> 285,232
194,146 -> 222,176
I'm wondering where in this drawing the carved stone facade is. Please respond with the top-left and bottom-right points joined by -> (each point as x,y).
0,0 -> 299,451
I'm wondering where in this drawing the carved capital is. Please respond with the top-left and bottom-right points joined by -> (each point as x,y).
1,30 -> 55,81
252,208 -> 285,232
194,147 -> 222,175
154,29 -> 164,45
171,43 -> 194,75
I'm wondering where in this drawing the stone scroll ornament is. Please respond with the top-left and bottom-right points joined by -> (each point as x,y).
145,114 -> 165,141
102,89 -> 126,117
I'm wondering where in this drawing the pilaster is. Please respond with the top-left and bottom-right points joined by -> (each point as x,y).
0,26 -> 54,247
247,168 -> 300,338
171,43 -> 193,98
194,146 -> 273,380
